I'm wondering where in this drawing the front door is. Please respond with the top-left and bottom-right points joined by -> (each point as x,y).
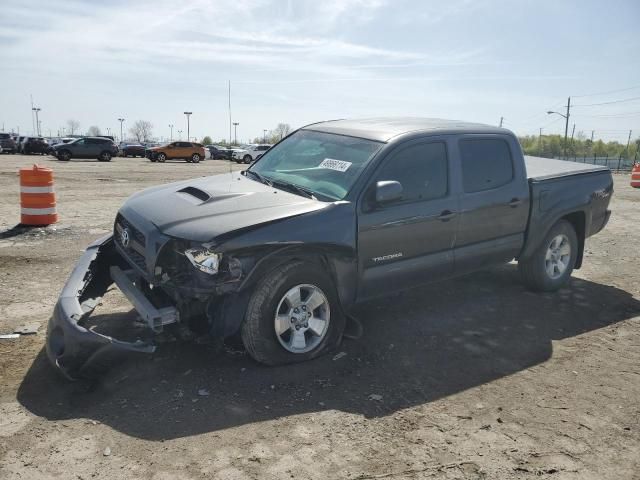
358,139 -> 458,300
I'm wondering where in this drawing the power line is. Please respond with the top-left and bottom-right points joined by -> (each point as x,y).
573,96 -> 640,107
572,84 -> 640,98
571,111 -> 640,118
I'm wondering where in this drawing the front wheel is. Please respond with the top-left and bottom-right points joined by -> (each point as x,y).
243,155 -> 252,164
98,151 -> 112,162
241,260 -> 344,365
518,220 -> 578,292
58,150 -> 71,161
156,153 -> 166,163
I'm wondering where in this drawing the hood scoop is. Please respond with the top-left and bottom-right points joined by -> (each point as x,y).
177,186 -> 211,202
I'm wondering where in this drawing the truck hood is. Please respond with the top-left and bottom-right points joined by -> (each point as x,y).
119,171 -> 327,242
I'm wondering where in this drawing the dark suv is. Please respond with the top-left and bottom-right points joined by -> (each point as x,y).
0,133 -> 16,153
53,137 -> 119,162
23,137 -> 49,155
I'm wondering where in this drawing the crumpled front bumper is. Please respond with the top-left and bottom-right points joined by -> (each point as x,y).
46,235 -> 157,380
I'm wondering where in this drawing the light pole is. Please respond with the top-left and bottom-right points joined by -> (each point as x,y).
169,124 -> 174,142
177,130 -> 183,140
233,122 -> 239,144
547,97 -> 570,159
106,127 -> 111,137
184,112 -> 192,143
263,129 -> 267,144
118,118 -> 125,142
32,107 -> 41,136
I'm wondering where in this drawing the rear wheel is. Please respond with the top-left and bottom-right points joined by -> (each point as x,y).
191,153 -> 201,163
241,260 -> 344,365
518,220 -> 578,292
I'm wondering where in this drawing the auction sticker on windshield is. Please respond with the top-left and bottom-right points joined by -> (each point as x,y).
319,158 -> 352,172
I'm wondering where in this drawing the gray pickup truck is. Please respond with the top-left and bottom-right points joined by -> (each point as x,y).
46,118 -> 613,378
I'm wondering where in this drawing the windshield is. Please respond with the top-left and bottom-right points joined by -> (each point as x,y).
249,130 -> 382,201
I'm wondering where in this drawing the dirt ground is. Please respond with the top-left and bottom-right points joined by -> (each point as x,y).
0,153 -> 639,480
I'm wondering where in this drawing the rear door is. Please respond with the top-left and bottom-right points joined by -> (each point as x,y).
358,138 -> 459,299
453,135 -> 529,274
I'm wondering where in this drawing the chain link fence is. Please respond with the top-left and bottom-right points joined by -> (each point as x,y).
553,155 -> 636,173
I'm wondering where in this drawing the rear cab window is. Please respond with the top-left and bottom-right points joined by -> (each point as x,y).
459,138 -> 514,193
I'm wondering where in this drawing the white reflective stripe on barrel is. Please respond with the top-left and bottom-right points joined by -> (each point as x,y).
21,207 -> 57,215
20,185 -> 55,193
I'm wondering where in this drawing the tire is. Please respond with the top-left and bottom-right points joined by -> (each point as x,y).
518,220 -> 578,292
243,155 -> 252,164
191,153 -> 201,163
241,260 -> 345,366
98,151 -> 112,162
58,150 -> 71,161
156,153 -> 166,163
150,158 -> 157,162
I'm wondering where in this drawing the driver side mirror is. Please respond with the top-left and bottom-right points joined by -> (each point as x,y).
375,180 -> 403,204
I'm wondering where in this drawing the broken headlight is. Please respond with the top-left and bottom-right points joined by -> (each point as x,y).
185,248 -> 221,275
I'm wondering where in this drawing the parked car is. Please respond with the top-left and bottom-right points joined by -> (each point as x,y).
120,143 -> 146,157
145,141 -> 205,163
45,117 -> 613,378
207,144 -> 233,160
22,137 -> 49,155
231,144 -> 272,163
52,136 -> 119,162
0,133 -> 16,153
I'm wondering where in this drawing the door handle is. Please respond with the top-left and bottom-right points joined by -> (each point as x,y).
509,198 -> 522,208
437,210 -> 457,222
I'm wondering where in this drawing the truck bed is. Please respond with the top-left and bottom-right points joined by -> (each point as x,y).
524,155 -> 609,182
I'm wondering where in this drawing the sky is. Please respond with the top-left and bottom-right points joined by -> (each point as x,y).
1,0 -> 639,144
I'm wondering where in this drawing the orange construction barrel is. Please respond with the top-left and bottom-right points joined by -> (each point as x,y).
19,165 -> 58,225
632,163 -> 640,189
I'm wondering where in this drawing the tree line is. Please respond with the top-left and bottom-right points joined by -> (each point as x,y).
518,133 -> 639,160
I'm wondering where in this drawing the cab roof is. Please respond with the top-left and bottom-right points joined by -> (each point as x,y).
301,117 -> 509,143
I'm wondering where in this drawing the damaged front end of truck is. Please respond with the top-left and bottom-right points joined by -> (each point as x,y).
46,224 -> 250,380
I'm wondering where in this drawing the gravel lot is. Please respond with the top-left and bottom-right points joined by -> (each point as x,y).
1,153 -> 639,479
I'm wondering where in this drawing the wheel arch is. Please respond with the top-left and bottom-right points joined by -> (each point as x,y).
211,244 -> 357,338
520,209 -> 587,269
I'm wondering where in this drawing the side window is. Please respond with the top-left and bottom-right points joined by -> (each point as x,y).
76,139 -> 86,145
459,139 -> 513,193
376,142 -> 448,203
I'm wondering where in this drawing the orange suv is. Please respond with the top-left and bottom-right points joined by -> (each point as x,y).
146,141 -> 205,163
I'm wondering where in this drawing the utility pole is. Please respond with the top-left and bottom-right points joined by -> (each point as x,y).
546,96 -> 571,159
168,124 -> 174,141
30,94 -> 35,135
499,117 -> 504,128
184,112 -> 192,143
626,129 -> 633,158
539,127 -> 543,155
228,80 -> 232,146
32,107 -> 41,136
233,122 -> 239,144
118,118 -> 125,142
564,97 -> 571,159
570,123 -> 576,159
263,129 -> 267,143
